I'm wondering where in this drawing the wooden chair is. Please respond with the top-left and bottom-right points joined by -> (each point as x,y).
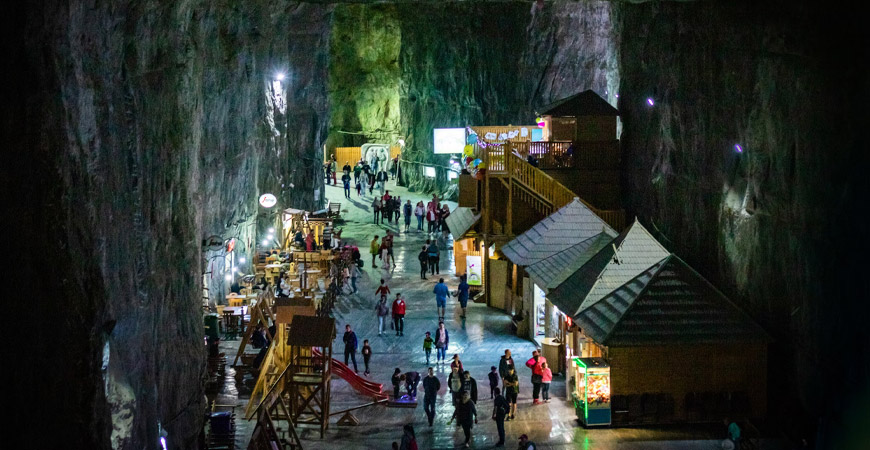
223,312 -> 241,340
328,202 -> 341,218
228,297 -> 243,307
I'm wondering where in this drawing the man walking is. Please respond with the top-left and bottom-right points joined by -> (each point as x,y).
492,387 -> 509,447
503,366 -> 519,420
392,293 -> 406,336
342,172 -> 351,198
418,245 -> 428,279
422,367 -> 440,426
403,199 -> 412,232
369,235 -> 379,268
342,324 -> 359,373
455,273 -> 470,318
349,262 -> 360,294
382,231 -> 395,268
433,278 -> 449,320
449,391 -> 477,448
461,370 -> 478,404
498,349 -> 515,385
434,321 -> 449,364
427,241 -> 440,275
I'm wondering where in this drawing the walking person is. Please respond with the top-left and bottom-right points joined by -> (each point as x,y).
342,324 -> 358,373
433,278 -> 449,320
462,371 -> 478,404
392,293 -> 406,336
492,387 -> 509,447
434,321 -> 449,364
426,204 -> 437,233
369,235 -> 379,268
353,161 -> 362,184
447,366 -> 464,406
488,366 -> 500,399
422,367 -> 440,426
342,172 -> 351,199
403,199 -> 412,232
324,160 -> 333,185
454,273 -> 470,318
423,332 -> 434,365
359,170 -> 369,197
449,391 -> 477,448
503,366 -> 519,420
375,297 -> 390,336
392,368 -> 403,399
371,197 -> 382,224
361,339 -> 372,376
418,245 -> 428,280
399,423 -> 417,450
375,278 -> 391,301
541,362 -> 553,402
382,231 -> 395,269
390,155 -> 399,180
414,201 -> 425,231
427,241 -> 440,275
525,349 -> 547,404
349,262 -> 360,294
355,178 -> 362,197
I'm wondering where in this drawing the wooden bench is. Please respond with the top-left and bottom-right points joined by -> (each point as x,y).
328,201 -> 341,218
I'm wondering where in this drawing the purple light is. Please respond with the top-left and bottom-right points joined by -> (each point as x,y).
646,98 -> 654,106
735,144 -> 743,153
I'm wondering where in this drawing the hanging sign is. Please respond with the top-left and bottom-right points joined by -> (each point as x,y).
259,193 -> 277,208
484,132 -> 497,140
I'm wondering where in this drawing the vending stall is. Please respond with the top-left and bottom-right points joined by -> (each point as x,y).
571,357 -> 611,426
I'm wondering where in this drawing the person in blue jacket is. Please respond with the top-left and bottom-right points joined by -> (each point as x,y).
433,277 -> 449,320
455,273 -> 470,318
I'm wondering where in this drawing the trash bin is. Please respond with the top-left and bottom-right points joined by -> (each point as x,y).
204,314 -> 220,340
541,337 -> 561,373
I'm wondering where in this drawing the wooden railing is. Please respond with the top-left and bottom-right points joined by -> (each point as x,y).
507,141 -> 619,170
486,149 -> 625,231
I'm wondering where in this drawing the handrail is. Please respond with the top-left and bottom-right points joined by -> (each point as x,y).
498,147 -> 625,231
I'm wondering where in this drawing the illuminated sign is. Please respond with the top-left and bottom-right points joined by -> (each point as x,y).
259,193 -> 277,208
433,128 -> 466,154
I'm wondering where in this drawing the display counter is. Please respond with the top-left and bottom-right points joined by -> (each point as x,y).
571,357 -> 611,426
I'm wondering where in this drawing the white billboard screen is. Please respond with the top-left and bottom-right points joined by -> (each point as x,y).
433,128 -> 466,154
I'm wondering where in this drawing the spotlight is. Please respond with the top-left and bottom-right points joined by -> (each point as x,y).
261,239 -> 269,246
646,98 -> 654,106
734,144 -> 743,153
224,274 -> 232,281
268,227 -> 275,233
275,73 -> 285,81
239,257 -> 246,264
232,267 -> 239,273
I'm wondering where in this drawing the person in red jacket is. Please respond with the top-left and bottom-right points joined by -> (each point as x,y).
392,293 -> 406,336
525,349 -> 548,404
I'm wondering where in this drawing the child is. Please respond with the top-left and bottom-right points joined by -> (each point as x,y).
392,368 -> 402,400
361,339 -> 372,376
541,361 -> 553,402
423,332 -> 434,365
375,279 -> 390,301
488,366 -> 500,399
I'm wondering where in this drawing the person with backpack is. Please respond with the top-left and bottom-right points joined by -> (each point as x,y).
375,297 -> 390,336
427,241 -> 440,275
418,245 -> 428,280
403,199 -> 412,232
492,387 -> 509,447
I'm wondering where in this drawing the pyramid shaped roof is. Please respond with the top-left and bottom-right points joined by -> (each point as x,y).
539,89 -> 619,117
525,233 -> 613,291
574,255 -> 769,346
501,198 -> 617,267
577,220 -> 670,311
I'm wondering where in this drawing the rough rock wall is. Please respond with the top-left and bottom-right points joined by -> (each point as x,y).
616,1 -> 870,446
5,1 -> 330,449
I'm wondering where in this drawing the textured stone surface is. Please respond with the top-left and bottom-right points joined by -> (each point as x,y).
616,1 -> 869,446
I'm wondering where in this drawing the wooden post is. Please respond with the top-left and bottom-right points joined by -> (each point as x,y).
506,143 -> 513,235
483,238 -> 490,307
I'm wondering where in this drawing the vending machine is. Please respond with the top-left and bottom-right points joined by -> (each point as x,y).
571,357 -> 611,426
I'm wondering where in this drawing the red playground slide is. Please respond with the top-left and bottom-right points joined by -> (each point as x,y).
312,349 -> 389,402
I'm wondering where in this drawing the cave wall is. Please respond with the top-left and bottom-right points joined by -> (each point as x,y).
5,1 -> 330,449
616,1 -> 870,446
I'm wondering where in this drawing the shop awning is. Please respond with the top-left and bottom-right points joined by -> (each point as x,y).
446,207 -> 480,240
574,254 -> 770,347
501,198 -> 616,267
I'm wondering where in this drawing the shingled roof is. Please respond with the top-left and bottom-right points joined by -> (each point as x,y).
501,198 -> 617,266
574,255 -> 769,346
525,233 -> 613,291
539,90 -> 619,117
445,207 -> 480,240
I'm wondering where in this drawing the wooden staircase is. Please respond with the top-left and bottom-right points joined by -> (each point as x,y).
484,145 -> 624,232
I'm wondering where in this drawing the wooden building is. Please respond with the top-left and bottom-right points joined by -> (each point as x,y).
547,221 -> 769,425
